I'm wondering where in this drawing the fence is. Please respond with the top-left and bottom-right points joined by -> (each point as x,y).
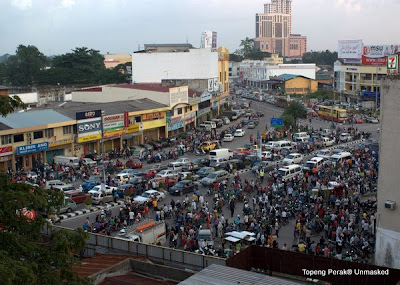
44,225 -> 226,270
226,246 -> 400,285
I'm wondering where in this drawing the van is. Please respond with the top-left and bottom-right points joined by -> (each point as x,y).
209,148 -> 233,160
302,157 -> 325,172
53,156 -> 80,168
168,162 -> 183,171
59,197 -> 78,214
209,157 -> 228,168
203,121 -> 217,129
198,229 -> 214,247
114,173 -> 130,186
272,140 -> 292,151
330,152 -> 352,165
89,191 -> 114,205
53,184 -> 76,192
198,123 -> 212,131
277,164 -> 303,182
45,180 -> 66,189
294,132 -> 310,141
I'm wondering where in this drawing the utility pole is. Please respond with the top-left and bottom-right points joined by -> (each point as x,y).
101,110 -> 106,189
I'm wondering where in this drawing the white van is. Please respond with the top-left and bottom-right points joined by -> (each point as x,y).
53,184 -> 76,192
90,191 -> 114,205
114,173 -> 130,186
294,132 -> 310,141
209,148 -> 233,160
203,121 -> 217,129
272,140 -> 292,151
54,156 -> 80,168
330,152 -> 352,165
277,164 -> 303,182
45,180 -> 66,189
168,162 -> 183,171
302,157 -> 325,172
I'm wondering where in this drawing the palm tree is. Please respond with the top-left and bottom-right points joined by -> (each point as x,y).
282,101 -> 307,128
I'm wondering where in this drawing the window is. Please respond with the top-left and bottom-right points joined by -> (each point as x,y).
177,108 -> 183,115
1,135 -> 12,145
13,134 -> 24,143
134,116 -> 141,123
184,107 -> 188,113
189,106 -> 193,111
45,128 -> 54,138
63,125 -> 72,134
33,131 -> 44,139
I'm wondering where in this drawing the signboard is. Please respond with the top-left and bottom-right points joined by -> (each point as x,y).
77,110 -> 102,143
270,118 -> 283,128
17,142 -> 49,155
200,92 -> 212,102
76,110 -> 101,120
167,121 -> 184,131
338,40 -> 363,59
0,146 -> 12,157
127,124 -> 140,134
207,79 -> 214,92
213,78 -> 219,91
142,112 -> 164,121
124,111 -> 129,128
360,92 -> 380,98
49,138 -> 73,148
142,119 -> 165,129
388,55 -> 398,71
212,31 -> 217,49
169,86 -> 188,106
197,107 -> 211,117
362,56 -> 387,66
363,45 -> 400,57
102,113 -> 126,138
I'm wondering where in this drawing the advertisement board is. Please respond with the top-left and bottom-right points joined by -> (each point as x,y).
169,86 -> 188,106
142,112 -> 165,121
76,110 -> 102,143
200,92 -> 212,102
212,31 -> 217,49
362,56 -> 387,65
17,142 -> 49,155
338,40 -> 363,59
0,146 -> 13,157
213,78 -> 219,91
363,45 -> 400,57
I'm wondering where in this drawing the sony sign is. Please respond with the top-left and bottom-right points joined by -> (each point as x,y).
78,122 -> 101,132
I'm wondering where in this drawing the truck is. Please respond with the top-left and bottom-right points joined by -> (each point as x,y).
119,221 -> 167,245
222,111 -> 238,121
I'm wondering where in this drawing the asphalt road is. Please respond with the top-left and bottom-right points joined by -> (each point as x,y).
60,99 -> 380,249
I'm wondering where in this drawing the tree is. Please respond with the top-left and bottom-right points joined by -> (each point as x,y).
0,174 -> 90,284
229,53 -> 244,62
302,50 -> 338,68
235,37 -> 271,60
5,45 -> 47,86
282,101 -> 307,128
0,96 -> 26,117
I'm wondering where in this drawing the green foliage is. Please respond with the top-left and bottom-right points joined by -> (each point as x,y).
0,95 -> 26,117
282,101 -> 307,127
5,45 -> 47,86
302,50 -> 338,68
235,37 -> 271,60
282,113 -> 295,128
0,174 -> 90,284
229,53 -> 244,62
185,174 -> 193,181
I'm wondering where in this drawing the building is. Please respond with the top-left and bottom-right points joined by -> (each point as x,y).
280,74 -> 318,94
375,77 -> 400,269
239,60 -> 316,88
229,61 -> 241,83
144,43 -> 193,53
334,60 -> 387,100
200,31 -> 217,49
254,0 -> 307,58
0,85 -> 9,96
104,54 -> 132,69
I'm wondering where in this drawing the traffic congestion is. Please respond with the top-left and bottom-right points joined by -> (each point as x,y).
12,85 -> 380,263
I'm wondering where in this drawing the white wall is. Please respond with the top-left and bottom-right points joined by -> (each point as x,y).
268,64 -> 316,80
375,227 -> 400,268
132,49 -> 218,83
9,92 -> 38,104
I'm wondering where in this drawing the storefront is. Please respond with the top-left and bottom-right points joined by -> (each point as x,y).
46,138 -> 73,163
142,112 -> 166,142
122,124 -> 141,148
0,146 -> 13,172
16,142 -> 49,171
184,112 -> 196,131
197,107 -> 211,125
76,110 -> 102,155
167,116 -> 184,137
103,113 -> 126,152
197,92 -> 212,125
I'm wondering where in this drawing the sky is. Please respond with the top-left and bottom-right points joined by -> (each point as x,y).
1,0 -> 399,56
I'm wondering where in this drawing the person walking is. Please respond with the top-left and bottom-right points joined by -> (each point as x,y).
259,168 -> 265,183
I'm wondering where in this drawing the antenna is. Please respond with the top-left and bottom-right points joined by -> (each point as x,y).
138,44 -> 140,51
186,35 -> 188,44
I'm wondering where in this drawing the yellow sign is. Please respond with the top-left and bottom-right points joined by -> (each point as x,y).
142,112 -> 165,121
78,134 -> 101,143
127,124 -> 140,134
49,138 -> 73,147
142,119 -> 166,129
262,131 -> 266,135
103,129 -> 126,138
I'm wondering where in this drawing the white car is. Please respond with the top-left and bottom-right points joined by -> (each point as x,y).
82,158 -> 97,167
178,172 -> 192,180
234,129 -> 245,137
155,169 -> 178,179
223,134 -> 234,142
283,153 -> 304,165
90,185 -> 117,195
339,133 -> 352,142
175,157 -> 191,165
133,190 -> 165,205
315,149 -> 331,159
261,151 -> 273,160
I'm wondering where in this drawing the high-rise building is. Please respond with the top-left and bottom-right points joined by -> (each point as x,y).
255,0 -> 307,58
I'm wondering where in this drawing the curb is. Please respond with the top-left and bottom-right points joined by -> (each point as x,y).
59,200 -> 126,220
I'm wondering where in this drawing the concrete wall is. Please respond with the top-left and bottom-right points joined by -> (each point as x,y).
375,78 -> 400,269
132,49 -> 218,83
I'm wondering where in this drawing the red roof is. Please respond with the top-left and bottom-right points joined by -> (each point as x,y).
74,87 -> 103,92
188,89 -> 198,98
114,83 -> 171,93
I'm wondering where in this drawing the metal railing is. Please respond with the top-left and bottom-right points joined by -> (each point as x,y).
44,225 -> 226,270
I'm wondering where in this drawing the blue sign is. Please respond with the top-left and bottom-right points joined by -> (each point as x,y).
270,118 -> 283,128
167,121 -> 184,131
17,142 -> 49,155
360,91 -> 380,98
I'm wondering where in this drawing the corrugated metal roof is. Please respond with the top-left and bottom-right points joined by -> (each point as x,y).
0,109 -> 72,129
179,264 -> 305,285
114,83 -> 172,93
278,74 -> 301,81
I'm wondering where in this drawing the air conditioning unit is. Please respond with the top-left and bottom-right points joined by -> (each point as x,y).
385,201 -> 396,210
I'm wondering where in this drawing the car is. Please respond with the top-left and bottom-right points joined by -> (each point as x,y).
178,172 -> 193,180
128,175 -> 146,186
80,178 -> 101,192
228,159 -> 246,170
315,137 -> 335,147
261,151 -> 273,161
90,185 -> 117,195
82,158 -> 97,168
315,149 -> 332,159
201,170 -> 229,186
143,168 -> 158,179
283,153 -> 304,165
155,169 -> 178,179
23,171 -> 38,180
247,121 -> 256,129
140,143 -> 154,151
133,190 -> 165,205
367,117 -> 379,124
84,153 -> 103,162
169,180 -> 195,196
252,161 -> 270,173
233,147 -> 251,155
175,157 -> 192,166
234,129 -> 245,137
152,163 -> 168,172
59,197 -> 78,214
126,159 -> 143,169
199,141 -> 218,152
263,142 -> 275,150
195,166 -> 215,179
64,190 -> 91,204
339,133 -> 352,142
223,134 -> 234,142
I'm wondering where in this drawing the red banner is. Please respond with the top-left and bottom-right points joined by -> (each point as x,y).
362,56 -> 387,65
123,111 -> 129,128
0,146 -> 12,157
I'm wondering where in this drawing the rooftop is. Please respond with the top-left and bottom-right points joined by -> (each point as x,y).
113,83 -> 171,93
0,109 -> 73,129
0,85 -> 9,90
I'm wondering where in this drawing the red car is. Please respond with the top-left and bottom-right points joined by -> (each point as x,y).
143,168 -> 158,179
65,190 -> 91,204
126,159 -> 143,169
233,147 -> 251,155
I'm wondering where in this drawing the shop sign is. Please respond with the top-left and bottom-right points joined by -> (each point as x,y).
185,116 -> 195,124
167,121 -> 184,131
104,129 -> 126,138
76,110 -> 101,120
77,117 -> 102,143
17,142 -> 49,155
185,112 -> 196,121
169,86 -> 188,106
127,124 -> 140,134
0,146 -> 13,157
212,101 -> 218,110
170,116 -> 183,124
49,138 -> 73,148
197,107 -> 211,117
200,92 -> 212,102
0,156 -> 11,162
142,112 -> 165,121
78,134 -> 101,143
142,119 -> 165,129
362,56 -> 387,66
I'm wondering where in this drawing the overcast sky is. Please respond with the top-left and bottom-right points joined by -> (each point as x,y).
1,0 -> 398,56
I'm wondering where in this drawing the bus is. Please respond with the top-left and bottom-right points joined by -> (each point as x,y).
316,105 -> 348,123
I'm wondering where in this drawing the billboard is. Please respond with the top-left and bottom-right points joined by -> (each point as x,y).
76,110 -> 102,143
362,45 -> 400,65
338,40 -> 363,59
212,32 -> 217,49
201,30 -> 217,49
103,113 -> 125,139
